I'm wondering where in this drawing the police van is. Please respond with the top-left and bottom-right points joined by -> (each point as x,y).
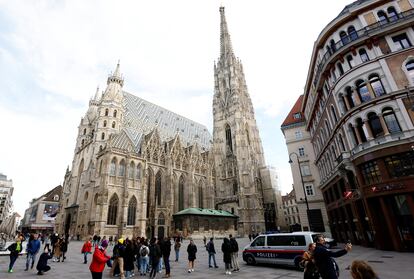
242,232 -> 318,268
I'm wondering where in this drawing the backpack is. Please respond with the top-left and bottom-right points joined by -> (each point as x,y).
206,242 -> 211,252
113,245 -> 120,258
140,246 -> 148,257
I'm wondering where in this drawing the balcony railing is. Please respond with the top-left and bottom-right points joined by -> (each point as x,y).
312,8 -> 414,88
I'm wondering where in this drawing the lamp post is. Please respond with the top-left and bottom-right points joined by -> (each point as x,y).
288,152 -> 311,231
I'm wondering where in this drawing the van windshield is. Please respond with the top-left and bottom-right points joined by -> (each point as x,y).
251,236 -> 265,247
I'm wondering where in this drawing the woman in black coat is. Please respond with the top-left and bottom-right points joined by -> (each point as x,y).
221,238 -> 232,275
124,240 -> 136,278
187,240 -> 197,273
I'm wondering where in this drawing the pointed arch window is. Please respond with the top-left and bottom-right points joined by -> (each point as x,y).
340,31 -> 349,46
198,183 -> 204,209
368,112 -> 384,138
103,120 -> 107,127
233,181 -> 238,195
369,74 -> 386,97
107,194 -> 118,225
146,169 -> 152,218
158,213 -> 165,225
136,164 -> 142,180
128,161 -> 135,179
127,197 -> 137,225
356,80 -> 371,102
359,48 -> 369,63
383,107 -> 401,133
225,124 -> 233,153
112,121 -> 116,128
109,158 -> 117,176
377,10 -> 389,24
118,159 -> 126,176
105,108 -> 109,116
348,26 -> 358,41
101,133 -> 105,140
178,176 -> 184,211
113,110 -> 117,117
155,171 -> 162,206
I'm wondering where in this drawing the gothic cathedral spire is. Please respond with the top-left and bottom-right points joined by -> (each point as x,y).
213,6 -> 266,236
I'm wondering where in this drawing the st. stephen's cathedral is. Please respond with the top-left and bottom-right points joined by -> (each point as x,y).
56,7 -> 283,239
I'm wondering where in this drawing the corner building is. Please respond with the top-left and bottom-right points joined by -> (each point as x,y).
57,7 -> 272,239
302,0 -> 414,251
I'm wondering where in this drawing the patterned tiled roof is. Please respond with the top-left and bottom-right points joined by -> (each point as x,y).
119,91 -> 212,150
281,95 -> 305,128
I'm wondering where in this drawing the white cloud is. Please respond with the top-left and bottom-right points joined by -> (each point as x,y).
0,0 -> 352,214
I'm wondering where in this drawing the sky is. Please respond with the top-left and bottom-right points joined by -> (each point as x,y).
0,0 -> 353,216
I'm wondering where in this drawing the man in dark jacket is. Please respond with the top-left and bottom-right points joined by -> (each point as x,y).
110,238 -> 126,279
206,238 -> 218,268
313,235 -> 352,279
36,247 -> 53,275
160,237 -> 172,277
229,235 -> 240,272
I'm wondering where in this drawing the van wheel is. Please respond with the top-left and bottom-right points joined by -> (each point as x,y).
245,255 -> 256,265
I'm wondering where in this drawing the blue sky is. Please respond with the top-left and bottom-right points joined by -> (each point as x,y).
0,0 -> 352,215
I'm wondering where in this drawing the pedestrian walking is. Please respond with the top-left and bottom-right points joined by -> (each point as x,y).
82,237 -> 93,264
206,238 -> 218,268
25,233 -> 41,271
90,239 -> 111,279
301,243 -> 320,279
203,235 -> 207,247
60,238 -> 68,262
174,238 -> 181,262
7,234 -> 24,273
36,246 -> 53,275
229,235 -> 240,272
161,237 -> 172,277
313,234 -> 352,279
53,238 -> 62,262
149,238 -> 162,278
187,239 -> 197,273
139,240 -> 150,276
44,234 -> 51,250
350,260 -> 379,279
110,238 -> 126,279
248,234 -> 252,242
221,237 -> 232,275
124,239 -> 136,278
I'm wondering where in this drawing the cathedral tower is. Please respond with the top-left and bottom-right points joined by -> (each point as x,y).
213,7 -> 266,235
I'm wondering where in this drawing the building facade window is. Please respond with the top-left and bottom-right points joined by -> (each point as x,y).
112,121 -> 116,128
305,184 -> 315,196
103,120 -> 107,127
113,110 -> 117,117
384,152 -> 414,178
127,197 -> 137,225
101,133 -> 105,140
368,112 -> 384,138
225,124 -> 233,153
348,26 -> 358,41
392,33 -> 412,51
382,107 -> 401,133
377,10 -> 389,23
337,63 -> 344,75
128,162 -> 135,179
178,175 -> 184,211
405,60 -> 414,84
118,160 -> 125,176
107,194 -> 118,225
136,164 -> 142,180
346,55 -> 354,69
105,108 -> 109,116
293,112 -> 301,119
340,31 -> 349,46
295,130 -> 303,139
300,164 -> 311,176
387,7 -> 398,21
369,74 -> 386,97
110,158 -> 116,176
356,80 -> 371,102
359,48 -> 370,62
155,171 -> 162,206
299,147 -> 305,156
360,160 -> 382,185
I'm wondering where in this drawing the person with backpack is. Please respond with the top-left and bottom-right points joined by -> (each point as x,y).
221,237 -> 232,275
36,246 -> 53,275
110,238 -> 126,279
206,237 -> 219,268
82,237 -> 93,264
90,240 -> 111,279
149,238 -> 162,279
139,240 -> 150,276
187,239 -> 197,273
25,233 -> 41,271
7,234 -> 24,273
174,238 -> 181,262
124,239 -> 136,278
229,235 -> 240,272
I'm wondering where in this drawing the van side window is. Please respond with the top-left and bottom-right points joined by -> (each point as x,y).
267,235 -> 306,246
251,236 -> 265,247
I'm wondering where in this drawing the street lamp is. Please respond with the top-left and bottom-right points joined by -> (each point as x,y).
288,152 -> 311,231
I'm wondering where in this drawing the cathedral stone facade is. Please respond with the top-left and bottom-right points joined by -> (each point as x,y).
56,7 -> 276,239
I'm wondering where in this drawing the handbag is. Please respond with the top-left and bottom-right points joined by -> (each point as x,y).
106,258 -> 113,268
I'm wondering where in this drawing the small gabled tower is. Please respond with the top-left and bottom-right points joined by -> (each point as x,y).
213,6 -> 266,235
